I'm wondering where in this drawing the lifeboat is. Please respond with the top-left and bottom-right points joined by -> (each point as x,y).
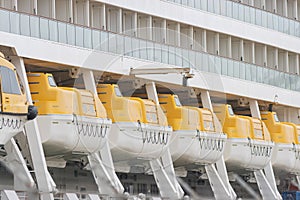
97,84 -> 172,168
0,52 -> 36,145
158,94 -> 226,166
261,111 -> 300,175
214,104 -> 274,171
27,73 -> 111,158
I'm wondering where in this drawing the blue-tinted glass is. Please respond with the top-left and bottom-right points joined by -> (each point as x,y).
58,22 -> 67,43
75,26 -> 84,47
92,30 -> 101,50
40,18 -> 49,40
49,20 -> 58,41
66,24 -> 75,45
0,10 -> 9,32
10,12 -> 20,34
20,14 -> 30,36
83,28 -> 92,49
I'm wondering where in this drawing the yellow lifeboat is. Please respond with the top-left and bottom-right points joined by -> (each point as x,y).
158,94 -> 226,166
214,104 -> 273,171
97,84 -> 172,166
0,53 -> 36,145
27,73 -> 111,158
261,111 -> 300,175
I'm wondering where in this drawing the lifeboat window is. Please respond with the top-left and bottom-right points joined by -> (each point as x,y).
47,76 -> 57,87
114,86 -> 122,97
227,105 -> 234,116
174,96 -> 182,107
273,114 -> 280,122
0,66 -> 21,95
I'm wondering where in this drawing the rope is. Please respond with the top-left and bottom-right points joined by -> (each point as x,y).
138,121 -> 169,145
293,144 -> 300,160
248,138 -> 272,157
0,116 -> 23,130
196,130 -> 225,152
73,114 -> 107,138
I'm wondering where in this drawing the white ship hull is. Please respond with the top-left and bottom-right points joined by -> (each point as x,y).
109,122 -> 172,168
36,115 -> 111,156
0,114 -> 27,145
224,138 -> 274,171
170,130 -> 226,166
271,143 -> 300,175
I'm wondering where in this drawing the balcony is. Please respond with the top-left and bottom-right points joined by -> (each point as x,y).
164,0 -> 300,38
0,8 -> 299,92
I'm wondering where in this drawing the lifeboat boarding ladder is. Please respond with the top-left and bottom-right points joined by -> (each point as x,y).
214,100 -> 282,199
26,70 -> 124,198
97,82 -> 184,199
261,110 -> 300,191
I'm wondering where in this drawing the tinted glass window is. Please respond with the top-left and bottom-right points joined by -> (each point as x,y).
114,86 -> 122,97
228,105 -> 235,116
48,76 -> 57,87
273,113 -> 280,122
174,96 -> 182,107
0,66 -> 21,95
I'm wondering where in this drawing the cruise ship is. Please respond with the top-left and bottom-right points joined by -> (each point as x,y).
0,0 -> 300,199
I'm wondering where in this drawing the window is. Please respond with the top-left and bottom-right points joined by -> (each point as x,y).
273,113 -> 280,122
48,76 -> 57,87
0,66 -> 21,95
174,96 -> 182,107
114,86 -> 123,97
227,105 -> 234,116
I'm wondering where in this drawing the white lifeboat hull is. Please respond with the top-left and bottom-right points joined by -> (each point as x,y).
170,130 -> 226,166
35,115 -> 111,156
224,138 -> 274,171
109,122 -> 172,164
271,143 -> 300,175
0,114 -> 27,145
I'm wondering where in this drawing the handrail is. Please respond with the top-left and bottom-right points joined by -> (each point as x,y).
0,7 -> 299,92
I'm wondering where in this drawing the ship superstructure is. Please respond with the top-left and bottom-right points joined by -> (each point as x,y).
0,0 -> 300,199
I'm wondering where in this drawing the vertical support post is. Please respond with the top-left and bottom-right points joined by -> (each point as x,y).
73,0 -> 77,24
294,0 -> 298,19
272,0 -> 277,13
283,0 -> 288,17
133,12 -> 138,37
118,8 -> 122,33
69,0 -> 73,23
215,33 -> 220,55
33,0 -> 37,14
251,42 -> 255,64
3,139 -> 35,191
249,99 -> 261,119
11,56 -> 55,200
227,36 -> 232,58
263,45 -> 267,66
200,90 -> 236,199
146,82 -> 159,105
101,3 -> 106,30
285,51 -> 289,73
188,26 -> 193,49
51,0 -> 56,18
261,0 -> 266,9
240,39 -> 244,61
162,19 -> 167,43
200,90 -> 213,110
85,0 -> 90,26
296,176 -> 300,190
82,69 -> 124,194
274,48 -> 279,69
13,0 -> 17,11
176,22 -> 181,47
148,15 -> 153,40
202,29 -> 207,52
